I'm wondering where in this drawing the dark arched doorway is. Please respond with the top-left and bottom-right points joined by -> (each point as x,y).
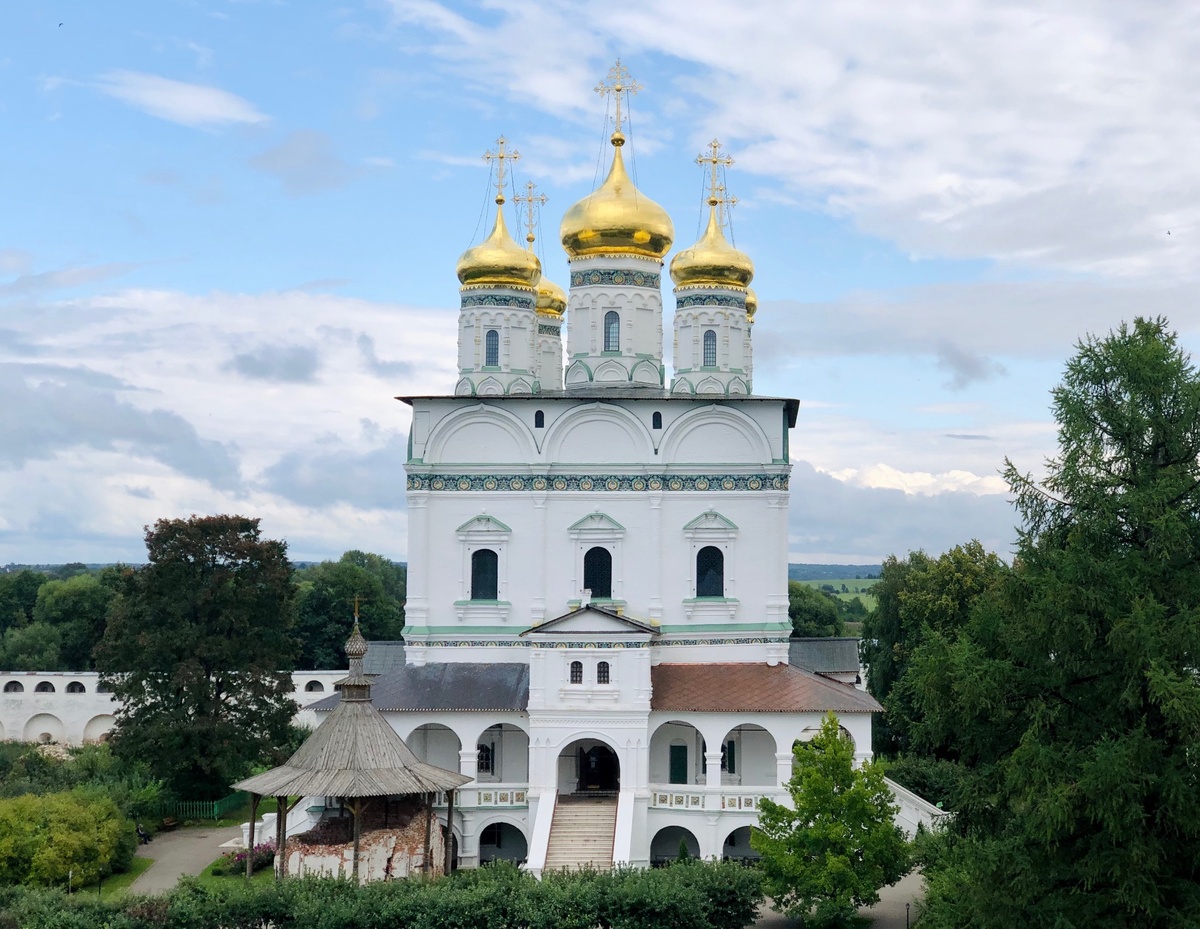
558,738 -> 620,794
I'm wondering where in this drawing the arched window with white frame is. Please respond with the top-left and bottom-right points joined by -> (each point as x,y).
597,661 -> 610,685
570,660 -> 584,684
471,548 -> 499,600
696,545 -> 724,597
485,329 -> 500,366
603,311 -> 620,352
703,329 -> 717,367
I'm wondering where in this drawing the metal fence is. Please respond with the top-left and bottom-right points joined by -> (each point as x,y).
163,792 -> 247,821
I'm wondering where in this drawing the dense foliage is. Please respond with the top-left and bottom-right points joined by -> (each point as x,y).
0,790 -> 134,888
860,542 -> 1006,756
293,550 -> 406,669
0,858 -> 764,929
753,714 -> 910,926
787,581 -> 844,637
910,318 -> 1200,927
96,516 -> 300,799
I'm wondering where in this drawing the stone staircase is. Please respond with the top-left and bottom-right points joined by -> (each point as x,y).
543,794 -> 617,871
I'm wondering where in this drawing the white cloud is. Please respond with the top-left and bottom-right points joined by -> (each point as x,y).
94,70 -> 268,128
391,0 -> 1200,279
825,463 -> 1008,497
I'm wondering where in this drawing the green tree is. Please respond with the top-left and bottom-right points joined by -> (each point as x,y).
788,582 -> 844,637
752,713 -> 910,926
32,573 -> 117,670
912,318 -> 1200,928
0,570 -> 44,632
0,622 -> 62,671
294,554 -> 404,668
861,543 -> 1005,755
96,515 -> 299,799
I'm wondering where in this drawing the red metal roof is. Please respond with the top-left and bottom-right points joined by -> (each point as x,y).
650,662 -> 881,714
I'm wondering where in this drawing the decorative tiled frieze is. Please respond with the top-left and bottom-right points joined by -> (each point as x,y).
537,323 -> 561,335
461,293 -> 535,309
570,268 -> 661,289
476,789 -> 527,807
410,636 -> 788,648
675,293 -> 746,310
406,473 -> 787,493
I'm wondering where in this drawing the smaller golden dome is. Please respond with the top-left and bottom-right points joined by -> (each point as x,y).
560,131 -> 674,260
745,288 -> 758,323
669,202 -> 754,290
456,204 -> 542,291
536,277 -> 566,317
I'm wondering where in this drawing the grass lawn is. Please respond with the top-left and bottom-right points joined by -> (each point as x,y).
194,853 -> 276,889
70,855 -> 154,900
179,795 -> 279,830
803,577 -> 879,613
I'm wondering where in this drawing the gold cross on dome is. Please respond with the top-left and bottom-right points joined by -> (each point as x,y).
483,136 -> 521,205
594,59 -> 642,135
513,180 -> 548,248
716,190 -> 739,229
697,138 -> 734,206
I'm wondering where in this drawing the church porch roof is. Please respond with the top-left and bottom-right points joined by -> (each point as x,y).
310,662 -> 529,713
650,662 -> 881,714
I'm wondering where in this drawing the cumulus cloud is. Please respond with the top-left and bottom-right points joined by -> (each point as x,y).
391,0 -> 1200,278
0,363 -> 241,489
788,461 -> 1016,563
263,433 -> 409,510
226,343 -> 322,383
249,130 -> 358,195
94,70 -> 268,128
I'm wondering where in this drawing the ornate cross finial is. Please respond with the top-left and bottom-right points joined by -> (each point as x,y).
513,180 -> 548,248
697,138 -> 734,207
594,59 -> 642,136
483,136 -> 521,205
353,594 -> 361,620
716,190 -> 739,230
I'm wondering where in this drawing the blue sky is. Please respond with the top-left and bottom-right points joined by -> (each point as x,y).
3,1 -> 1199,564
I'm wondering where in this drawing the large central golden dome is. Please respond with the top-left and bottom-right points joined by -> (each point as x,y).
560,131 -> 674,261
456,205 -> 542,291
669,200 -> 754,290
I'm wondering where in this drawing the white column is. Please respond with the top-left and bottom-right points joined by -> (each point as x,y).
775,752 -> 793,791
532,492 -> 547,624
648,492 -> 663,622
705,752 -> 723,790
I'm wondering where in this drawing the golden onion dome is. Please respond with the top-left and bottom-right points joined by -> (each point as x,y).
669,201 -> 754,290
560,131 -> 674,260
536,276 -> 566,317
456,203 -> 542,291
745,288 -> 758,323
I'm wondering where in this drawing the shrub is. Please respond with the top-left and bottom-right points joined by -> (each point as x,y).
0,791 -> 134,887
209,843 -> 274,877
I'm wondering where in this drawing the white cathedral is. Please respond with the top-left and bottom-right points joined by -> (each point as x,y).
306,65 -> 881,873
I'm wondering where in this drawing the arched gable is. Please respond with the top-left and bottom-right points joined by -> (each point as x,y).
659,405 -> 773,465
425,404 -> 538,465
544,404 -> 654,465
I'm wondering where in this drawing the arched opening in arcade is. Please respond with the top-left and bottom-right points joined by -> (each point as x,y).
717,724 -> 777,786
406,724 -> 462,773
558,738 -> 620,794
649,720 -> 704,786
650,825 -> 700,866
478,821 -> 528,864
722,826 -> 760,862
475,723 -> 529,783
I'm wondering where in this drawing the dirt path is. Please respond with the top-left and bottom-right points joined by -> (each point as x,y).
128,824 -> 244,895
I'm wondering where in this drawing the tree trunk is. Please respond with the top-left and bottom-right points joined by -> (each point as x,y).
443,790 -> 455,875
423,793 -> 433,873
351,797 -> 362,883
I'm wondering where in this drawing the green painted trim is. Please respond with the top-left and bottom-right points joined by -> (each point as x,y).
409,625 -> 520,635
451,600 -> 512,607
658,622 -> 791,633
681,597 -> 741,604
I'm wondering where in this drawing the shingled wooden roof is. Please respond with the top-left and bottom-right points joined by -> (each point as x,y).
650,662 -> 882,714
234,625 -> 469,799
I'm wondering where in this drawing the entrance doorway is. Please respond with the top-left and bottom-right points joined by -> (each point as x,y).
558,739 -> 621,793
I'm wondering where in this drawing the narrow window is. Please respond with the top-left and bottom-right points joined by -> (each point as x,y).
66,681 -> 86,694
485,329 -> 500,366
603,311 -> 620,352
597,661 -> 610,684
726,740 -> 737,775
305,680 -> 325,693
703,329 -> 717,366
570,660 -> 583,684
471,549 -> 499,600
3,681 -> 23,693
35,681 -> 55,693
696,546 -> 724,597
534,410 -> 545,428
477,742 -> 494,775
652,411 -> 662,430
583,547 -> 613,599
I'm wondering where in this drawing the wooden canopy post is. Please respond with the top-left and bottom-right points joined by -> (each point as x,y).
246,793 -> 261,880
443,790 -> 455,875
351,797 -> 362,883
422,793 -> 433,873
275,795 -> 289,879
